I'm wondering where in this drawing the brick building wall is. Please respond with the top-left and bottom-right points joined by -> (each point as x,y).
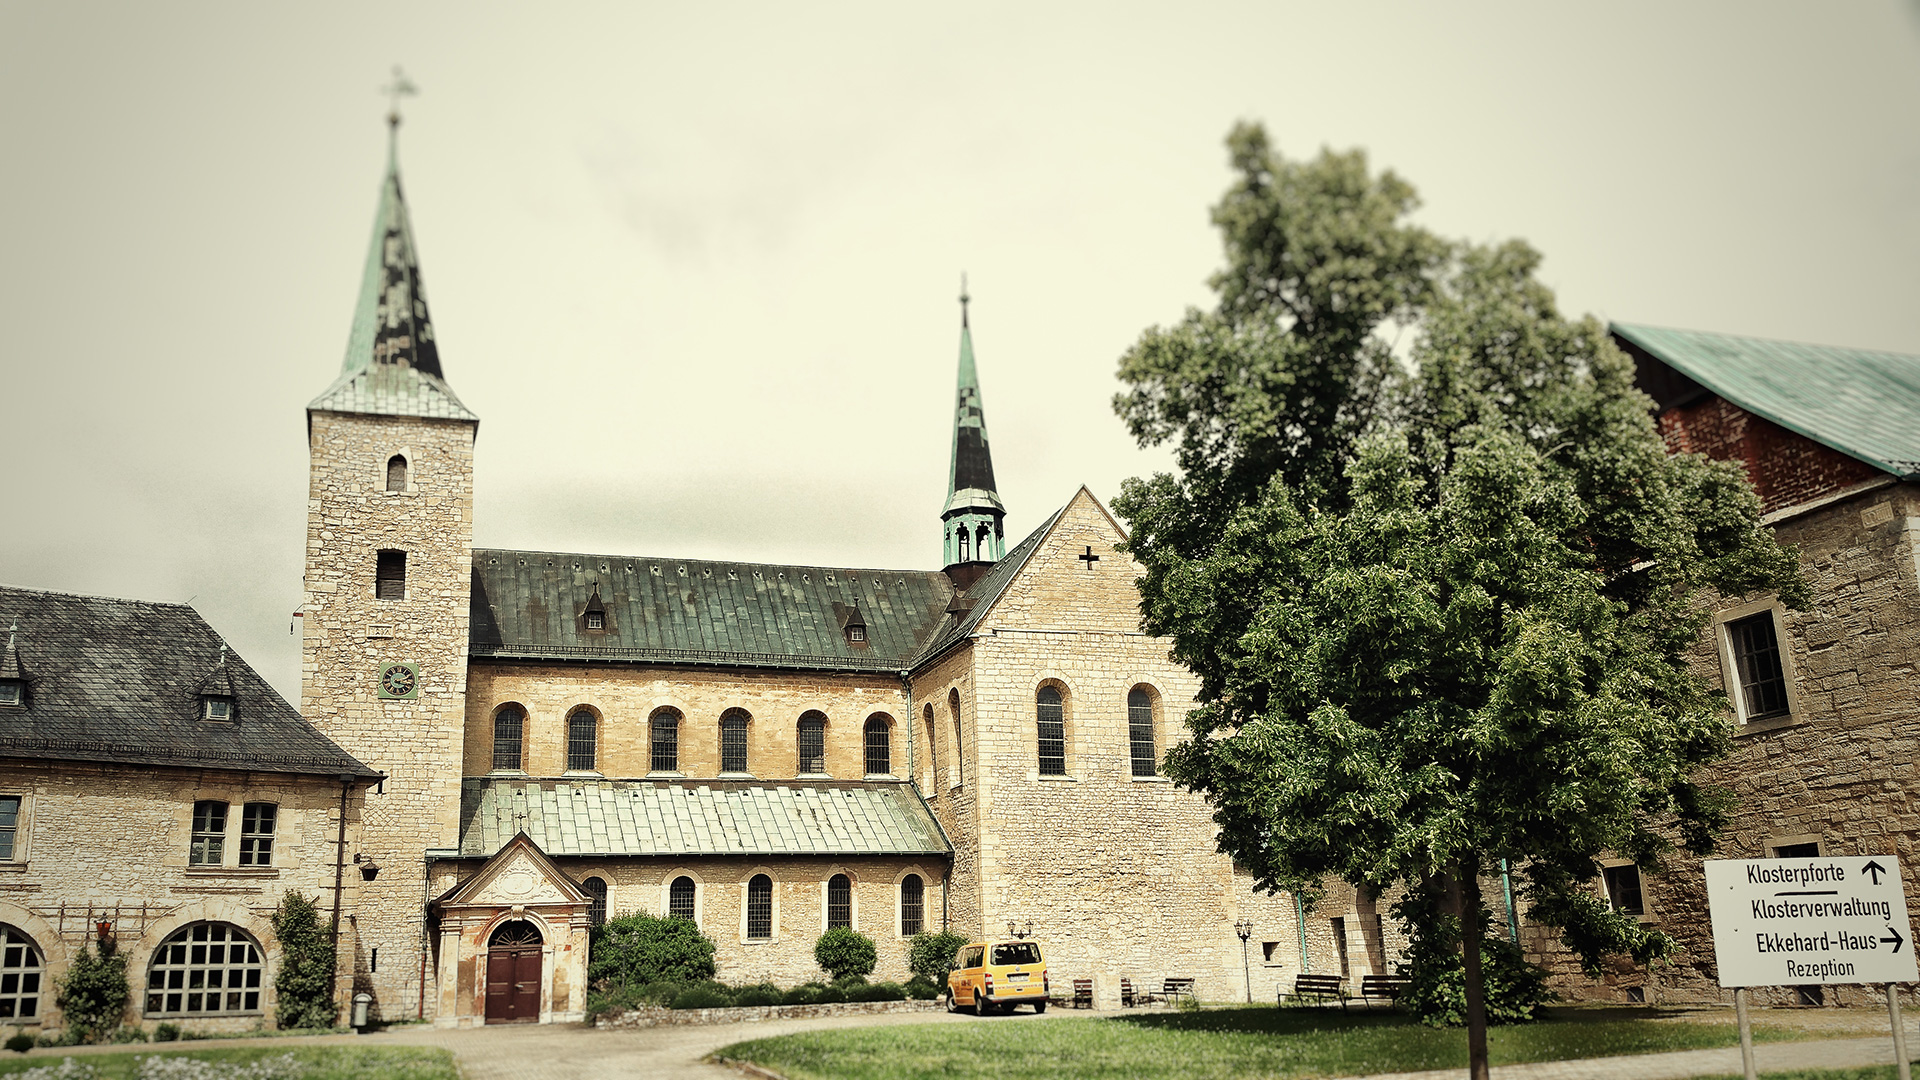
1656,397 -> 1883,514
0,761 -> 356,1033
302,409 -> 477,1023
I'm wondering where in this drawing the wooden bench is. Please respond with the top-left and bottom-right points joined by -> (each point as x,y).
1072,978 -> 1094,1009
1143,977 -> 1196,1006
1119,977 -> 1137,1008
1282,973 -> 1346,1009
1359,973 -> 1408,1009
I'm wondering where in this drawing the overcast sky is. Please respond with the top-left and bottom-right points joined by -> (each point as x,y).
4,2 -> 1918,703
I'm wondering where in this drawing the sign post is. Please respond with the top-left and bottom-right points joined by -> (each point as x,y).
1706,855 -> 1918,1080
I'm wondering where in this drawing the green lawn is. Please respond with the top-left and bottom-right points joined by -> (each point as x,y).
717,1006 -> 1812,1080
0,1045 -> 456,1079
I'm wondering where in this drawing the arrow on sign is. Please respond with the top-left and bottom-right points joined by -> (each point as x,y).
1862,860 -> 1889,885
1884,926 -> 1906,954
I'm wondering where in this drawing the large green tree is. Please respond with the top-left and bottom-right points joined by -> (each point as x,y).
1114,124 -> 1802,1079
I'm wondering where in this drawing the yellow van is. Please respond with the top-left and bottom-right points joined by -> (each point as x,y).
946,938 -> 1049,1015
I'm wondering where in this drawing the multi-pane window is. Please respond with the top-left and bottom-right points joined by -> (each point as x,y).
567,709 -> 597,772
375,550 -> 407,601
202,696 -> 232,721
746,874 -> 773,939
1728,612 -> 1790,720
1128,688 -> 1156,777
721,710 -> 751,774
1036,686 -> 1066,776
0,926 -> 40,1021
385,454 -> 407,492
238,803 -> 275,867
864,717 -> 891,776
493,707 -> 524,771
145,923 -> 263,1016
1603,865 -> 1645,916
827,874 -> 853,929
798,713 -> 827,775
900,874 -> 924,937
669,876 -> 697,920
650,709 -> 680,773
0,797 -> 18,861
190,801 -> 227,866
582,877 -> 607,929
0,681 -> 20,707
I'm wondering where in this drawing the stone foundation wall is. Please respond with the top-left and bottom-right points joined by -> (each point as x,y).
598,997 -> 942,1028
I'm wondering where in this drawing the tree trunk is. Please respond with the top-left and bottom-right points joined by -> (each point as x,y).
1454,859 -> 1491,1080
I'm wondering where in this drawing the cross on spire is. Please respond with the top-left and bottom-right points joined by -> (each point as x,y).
959,272 -> 970,328
1078,546 -> 1101,570
381,65 -> 418,129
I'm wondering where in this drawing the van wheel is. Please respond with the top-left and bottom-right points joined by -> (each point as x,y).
1034,1000 -> 1047,1014
945,989 -> 959,1014
973,993 -> 988,1017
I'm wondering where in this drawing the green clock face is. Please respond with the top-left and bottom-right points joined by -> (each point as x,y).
378,662 -> 418,699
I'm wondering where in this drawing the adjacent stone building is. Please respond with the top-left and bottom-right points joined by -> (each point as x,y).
1523,324 -> 1920,1007
0,586 -> 380,1034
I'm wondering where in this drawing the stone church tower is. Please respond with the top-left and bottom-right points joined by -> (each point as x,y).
300,119 -> 478,1019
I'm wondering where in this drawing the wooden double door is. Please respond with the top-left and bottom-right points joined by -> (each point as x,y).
484,921 -> 543,1023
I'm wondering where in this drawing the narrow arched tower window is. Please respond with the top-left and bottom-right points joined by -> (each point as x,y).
721,709 -> 751,774
669,876 -> 697,920
386,454 -> 408,492
567,709 -> 597,771
375,550 -> 406,601
797,712 -> 827,775
493,706 -> 524,771
863,716 -> 891,776
746,874 -> 773,939
957,527 -> 970,563
650,708 -> 680,773
1036,686 -> 1066,776
827,873 -> 853,929
582,877 -> 607,928
1128,688 -> 1156,777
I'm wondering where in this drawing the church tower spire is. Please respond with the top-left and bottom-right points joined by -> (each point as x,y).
943,276 -> 1006,587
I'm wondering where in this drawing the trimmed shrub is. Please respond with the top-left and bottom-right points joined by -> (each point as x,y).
812,984 -> 847,1004
780,983 -> 825,1006
846,981 -> 906,1003
590,913 -> 717,989
732,983 -> 783,1007
109,1025 -> 148,1043
903,975 -> 940,1000
4,1032 -> 31,1054
152,1024 -> 182,1043
53,938 -> 128,1043
270,891 -> 337,1030
813,927 -> 877,982
908,930 -> 969,984
668,981 -> 734,1010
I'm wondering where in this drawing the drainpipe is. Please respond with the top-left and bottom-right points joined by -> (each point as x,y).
899,670 -> 914,786
1500,859 -> 1520,944
1295,893 -> 1310,973
331,775 -> 354,1019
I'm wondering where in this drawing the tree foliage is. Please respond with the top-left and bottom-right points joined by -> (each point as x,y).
270,891 -> 337,1030
589,912 -> 717,989
813,927 -> 877,983
1114,124 -> 1806,1053
53,938 -> 128,1043
907,930 -> 970,984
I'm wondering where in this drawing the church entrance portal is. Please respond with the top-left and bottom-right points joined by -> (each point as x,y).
484,921 -> 543,1023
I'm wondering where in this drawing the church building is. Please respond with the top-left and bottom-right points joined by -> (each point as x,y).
300,123 -> 1382,1026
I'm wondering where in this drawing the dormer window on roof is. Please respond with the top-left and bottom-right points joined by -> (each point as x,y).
202,695 -> 233,722
848,625 -> 865,643
582,585 -> 608,634
0,681 -> 20,708
585,611 -> 604,631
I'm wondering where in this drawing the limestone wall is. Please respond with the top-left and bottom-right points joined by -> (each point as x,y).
0,761 -> 354,1033
302,409 -> 477,1023
1530,483 -> 1920,1007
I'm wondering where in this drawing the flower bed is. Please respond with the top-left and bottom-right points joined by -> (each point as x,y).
596,997 -> 943,1028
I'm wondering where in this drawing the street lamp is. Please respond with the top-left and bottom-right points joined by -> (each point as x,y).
1234,919 -> 1254,1003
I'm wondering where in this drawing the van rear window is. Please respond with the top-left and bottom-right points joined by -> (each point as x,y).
992,942 -> 1042,965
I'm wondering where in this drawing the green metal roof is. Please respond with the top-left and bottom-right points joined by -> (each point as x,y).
468,548 -> 954,673
1612,323 -> 1920,477
947,292 -> 1002,512
457,778 -> 952,858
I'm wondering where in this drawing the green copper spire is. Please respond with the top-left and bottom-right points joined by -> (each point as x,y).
943,276 -> 1005,572
308,103 -> 475,423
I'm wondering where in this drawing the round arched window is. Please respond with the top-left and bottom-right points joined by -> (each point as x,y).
146,923 -> 264,1017
0,925 -> 43,1021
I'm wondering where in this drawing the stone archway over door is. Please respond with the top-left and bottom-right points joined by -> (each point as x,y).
485,921 -> 543,1023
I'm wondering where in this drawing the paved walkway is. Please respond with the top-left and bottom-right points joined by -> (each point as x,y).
17,1006 -> 1920,1079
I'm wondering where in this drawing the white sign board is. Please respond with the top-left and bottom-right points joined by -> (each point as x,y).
1706,855 -> 1918,987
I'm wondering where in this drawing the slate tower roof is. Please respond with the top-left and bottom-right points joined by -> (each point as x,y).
946,286 -> 1003,514
308,120 -> 476,423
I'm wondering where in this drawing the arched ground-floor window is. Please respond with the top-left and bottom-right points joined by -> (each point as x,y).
146,923 -> 264,1017
0,925 -> 42,1021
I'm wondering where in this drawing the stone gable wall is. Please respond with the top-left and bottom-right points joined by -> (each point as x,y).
0,761 -> 354,1033
1528,483 -> 1920,1007
302,409 -> 477,1023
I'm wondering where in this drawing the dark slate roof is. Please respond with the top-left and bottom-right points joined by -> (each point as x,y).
468,549 -> 955,673
0,585 -> 377,778
946,310 -> 1002,512
915,505 -> 1065,664
457,778 -> 952,859
1612,323 -> 1920,478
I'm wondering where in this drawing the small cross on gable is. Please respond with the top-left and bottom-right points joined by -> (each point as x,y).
1077,546 -> 1101,570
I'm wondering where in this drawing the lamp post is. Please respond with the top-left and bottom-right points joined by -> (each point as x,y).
1234,919 -> 1254,1003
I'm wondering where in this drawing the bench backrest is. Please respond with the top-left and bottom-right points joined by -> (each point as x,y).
1164,978 -> 1195,991
1073,978 -> 1093,990
1295,974 -> 1344,990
